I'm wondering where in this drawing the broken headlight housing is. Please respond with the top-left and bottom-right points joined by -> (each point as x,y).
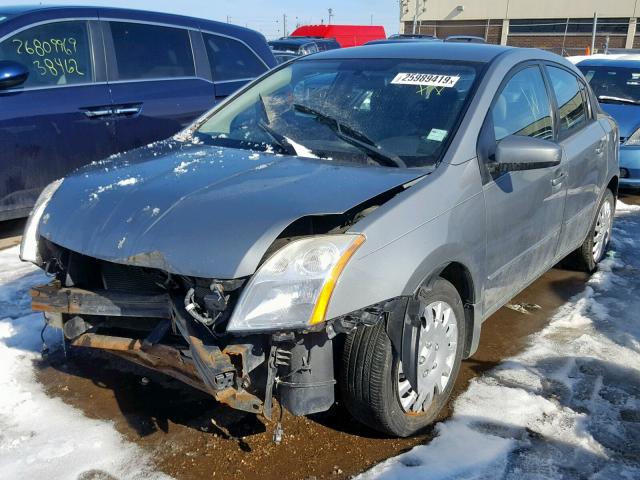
20,178 -> 63,264
227,234 -> 365,333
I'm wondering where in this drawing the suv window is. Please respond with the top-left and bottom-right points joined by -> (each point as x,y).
203,33 -> 267,81
109,22 -> 194,80
0,21 -> 93,88
491,66 -> 554,142
546,66 -> 588,135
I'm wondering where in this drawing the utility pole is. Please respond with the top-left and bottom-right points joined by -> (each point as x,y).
328,8 -> 334,25
591,12 -> 598,54
226,15 -> 231,24
370,14 -> 374,25
413,0 -> 420,34
283,14 -> 287,37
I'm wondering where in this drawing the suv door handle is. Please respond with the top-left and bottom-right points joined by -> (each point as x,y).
82,108 -> 113,118
551,172 -> 567,186
594,139 -> 606,155
113,105 -> 142,116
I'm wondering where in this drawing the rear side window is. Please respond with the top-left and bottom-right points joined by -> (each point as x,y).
546,66 -> 588,135
203,33 -> 267,81
0,20 -> 93,88
491,66 -> 554,142
109,22 -> 194,80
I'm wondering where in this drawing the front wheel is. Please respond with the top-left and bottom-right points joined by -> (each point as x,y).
565,189 -> 615,272
340,278 -> 465,437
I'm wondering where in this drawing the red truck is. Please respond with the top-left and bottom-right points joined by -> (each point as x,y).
290,25 -> 386,48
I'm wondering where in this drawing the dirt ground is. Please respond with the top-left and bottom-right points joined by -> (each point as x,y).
7,192 -> 640,480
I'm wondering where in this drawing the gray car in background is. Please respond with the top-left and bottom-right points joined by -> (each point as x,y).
21,43 -> 618,437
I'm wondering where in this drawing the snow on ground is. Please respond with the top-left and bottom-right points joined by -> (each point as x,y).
0,246 -> 169,480
364,201 -> 640,480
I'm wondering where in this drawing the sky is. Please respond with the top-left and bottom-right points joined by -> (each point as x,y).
7,1 -> 402,39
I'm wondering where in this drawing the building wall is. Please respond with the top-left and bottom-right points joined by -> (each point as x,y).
401,0 -> 639,53
401,0 -> 640,22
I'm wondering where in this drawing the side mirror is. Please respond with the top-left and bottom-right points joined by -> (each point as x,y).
493,135 -> 562,173
0,61 -> 29,90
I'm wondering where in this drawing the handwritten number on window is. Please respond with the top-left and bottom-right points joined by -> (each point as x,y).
14,36 -> 85,78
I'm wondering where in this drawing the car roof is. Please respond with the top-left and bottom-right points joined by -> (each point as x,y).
577,55 -> 640,69
0,5 -> 233,30
308,42 -> 513,63
366,38 -> 443,45
269,38 -> 315,46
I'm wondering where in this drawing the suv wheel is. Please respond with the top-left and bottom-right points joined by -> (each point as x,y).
566,189 -> 615,272
340,278 -> 465,437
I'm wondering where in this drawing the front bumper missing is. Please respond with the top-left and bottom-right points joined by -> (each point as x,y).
30,282 -> 265,415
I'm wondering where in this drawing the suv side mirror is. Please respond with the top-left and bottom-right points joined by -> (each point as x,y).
493,135 -> 561,173
0,61 -> 29,90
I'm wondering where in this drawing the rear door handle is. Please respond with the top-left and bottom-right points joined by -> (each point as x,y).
551,172 -> 567,186
595,139 -> 606,155
113,105 -> 142,116
82,108 -> 113,118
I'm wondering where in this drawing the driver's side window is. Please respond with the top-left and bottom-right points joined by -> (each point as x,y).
492,66 -> 554,142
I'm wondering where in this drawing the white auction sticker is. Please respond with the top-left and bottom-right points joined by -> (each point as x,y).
391,72 -> 460,88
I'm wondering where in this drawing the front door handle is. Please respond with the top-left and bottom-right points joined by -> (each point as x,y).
113,106 -> 141,115
82,107 -> 113,118
551,172 -> 567,186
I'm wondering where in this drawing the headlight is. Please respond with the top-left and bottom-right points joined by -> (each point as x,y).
227,234 -> 365,333
19,178 -> 63,264
625,127 -> 640,146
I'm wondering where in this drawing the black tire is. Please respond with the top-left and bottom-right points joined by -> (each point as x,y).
565,189 -> 615,273
339,278 -> 465,437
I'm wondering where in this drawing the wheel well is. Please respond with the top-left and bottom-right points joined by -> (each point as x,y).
439,262 -> 474,305
607,176 -> 619,198
438,262 -> 476,358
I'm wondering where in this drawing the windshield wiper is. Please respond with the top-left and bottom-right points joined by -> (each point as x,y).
292,103 -> 406,168
598,95 -> 640,105
257,120 -> 297,155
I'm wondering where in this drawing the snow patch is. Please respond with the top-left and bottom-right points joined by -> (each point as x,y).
116,177 -> 138,187
173,160 -> 199,175
284,136 -> 318,158
89,177 -> 139,201
0,247 -> 169,479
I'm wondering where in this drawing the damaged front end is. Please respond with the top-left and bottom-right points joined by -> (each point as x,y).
23,153 -> 425,425
29,232 -> 371,421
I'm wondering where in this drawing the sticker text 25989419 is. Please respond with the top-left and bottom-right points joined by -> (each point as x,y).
391,73 -> 460,88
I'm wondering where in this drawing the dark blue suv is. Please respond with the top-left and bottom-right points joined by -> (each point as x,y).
0,5 -> 276,220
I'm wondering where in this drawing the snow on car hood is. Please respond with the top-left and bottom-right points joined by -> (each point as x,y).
38,141 -> 423,278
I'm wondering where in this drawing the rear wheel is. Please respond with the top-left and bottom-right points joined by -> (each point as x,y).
340,278 -> 465,437
565,189 -> 615,272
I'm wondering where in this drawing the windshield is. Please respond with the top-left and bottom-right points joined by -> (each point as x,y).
579,65 -> 640,104
195,58 -> 480,168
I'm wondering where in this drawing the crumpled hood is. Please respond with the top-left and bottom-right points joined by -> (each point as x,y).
39,141 -> 423,278
600,103 -> 640,138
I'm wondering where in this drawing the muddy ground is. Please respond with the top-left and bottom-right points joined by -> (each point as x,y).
6,192 -> 640,480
